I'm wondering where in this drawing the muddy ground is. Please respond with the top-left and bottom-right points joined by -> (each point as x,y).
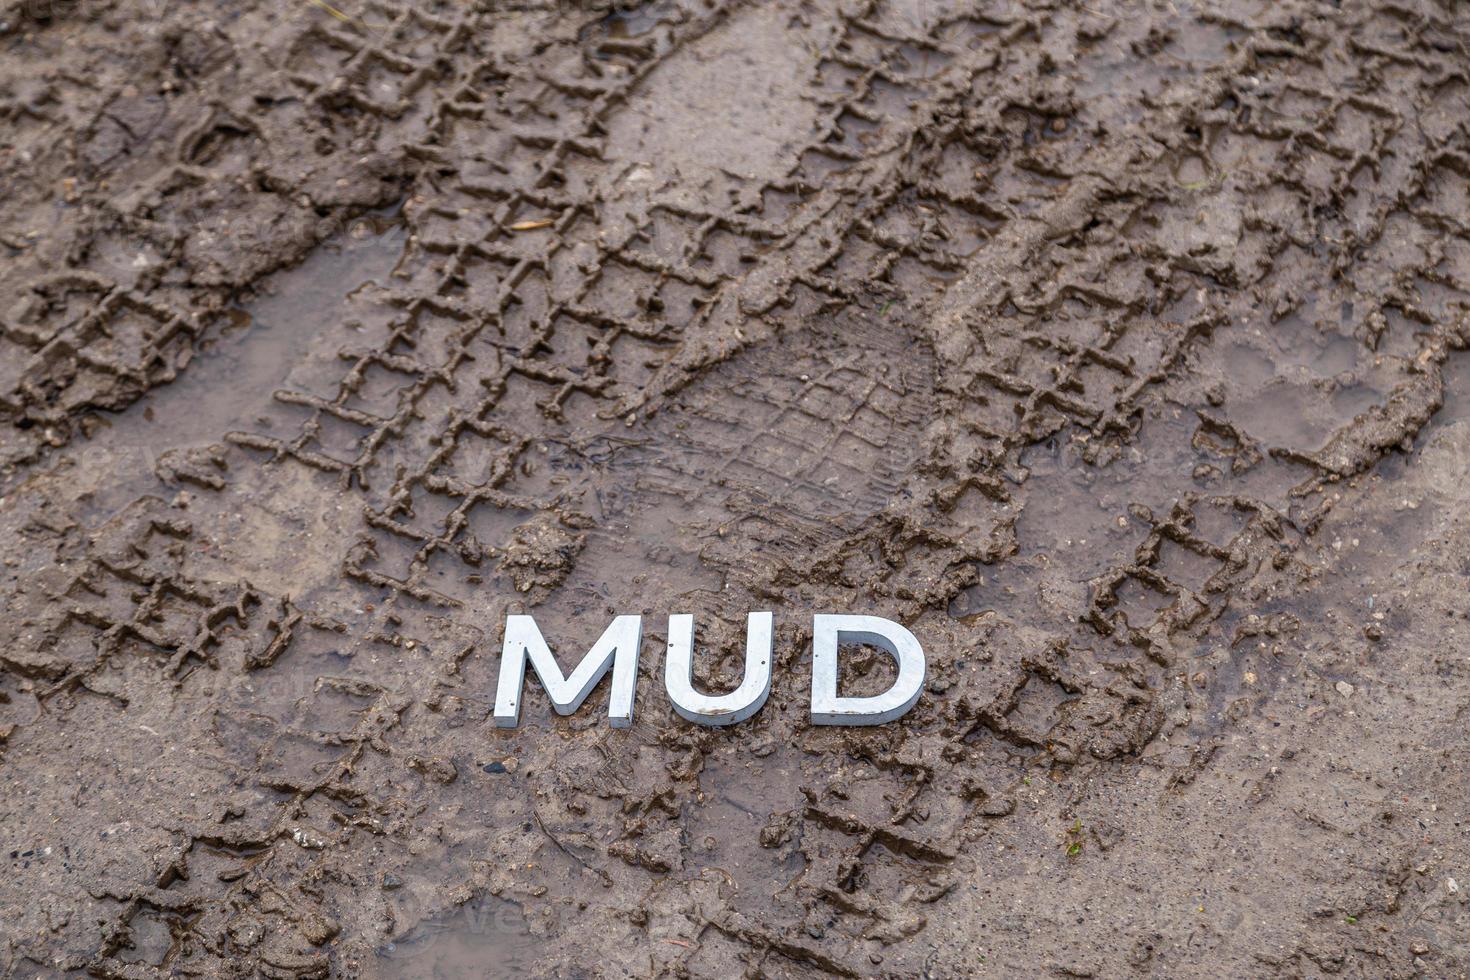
0,0 -> 1468,976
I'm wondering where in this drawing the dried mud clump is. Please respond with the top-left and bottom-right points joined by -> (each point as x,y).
497,512 -> 589,597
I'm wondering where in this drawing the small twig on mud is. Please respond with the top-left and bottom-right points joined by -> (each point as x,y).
304,0 -> 353,23
531,806 -> 613,886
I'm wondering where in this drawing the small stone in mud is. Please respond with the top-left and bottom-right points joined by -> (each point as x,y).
980,797 -> 1016,817
292,828 -> 328,850
1335,681 -> 1354,697
1364,623 -> 1383,642
483,761 -> 508,774
228,917 -> 263,950
409,756 -> 458,784
300,910 -> 340,945
748,734 -> 778,757
381,872 -> 402,890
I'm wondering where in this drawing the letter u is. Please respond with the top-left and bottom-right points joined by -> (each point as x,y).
664,612 -> 773,726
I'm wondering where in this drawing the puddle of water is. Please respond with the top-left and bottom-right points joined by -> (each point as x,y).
1435,353 -> 1470,424
107,213 -> 406,452
1013,444 -> 1136,578
1309,333 -> 1361,376
1217,342 -> 1275,388
1206,304 -> 1399,454
1226,379 -> 1340,452
602,1 -> 673,38
1330,381 -> 1384,420
61,211 -> 405,522
116,909 -> 176,966
374,894 -> 537,980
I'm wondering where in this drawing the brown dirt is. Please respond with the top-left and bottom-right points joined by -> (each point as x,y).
1,0 -> 1469,976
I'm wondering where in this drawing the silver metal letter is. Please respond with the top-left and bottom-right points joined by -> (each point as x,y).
494,614 -> 643,728
810,614 -> 925,725
665,612 -> 773,726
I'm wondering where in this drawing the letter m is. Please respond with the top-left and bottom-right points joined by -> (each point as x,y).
494,615 -> 643,728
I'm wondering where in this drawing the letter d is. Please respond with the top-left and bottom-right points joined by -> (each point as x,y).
810,615 -> 925,725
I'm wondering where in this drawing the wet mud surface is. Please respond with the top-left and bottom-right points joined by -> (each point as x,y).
1,0 -> 1470,976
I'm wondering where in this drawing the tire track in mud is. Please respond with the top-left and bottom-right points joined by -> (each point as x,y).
0,3 -> 776,975
3,0 -> 1470,977
213,9 -> 1017,963
0,2 -> 419,478
31,3 -> 1046,975
891,9 -> 1470,970
344,10 -> 1070,968
244,3 -> 1158,969
650,3 -> 1470,971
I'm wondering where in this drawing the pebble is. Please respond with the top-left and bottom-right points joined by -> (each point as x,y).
291,828 -> 328,850
1335,681 -> 1354,697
